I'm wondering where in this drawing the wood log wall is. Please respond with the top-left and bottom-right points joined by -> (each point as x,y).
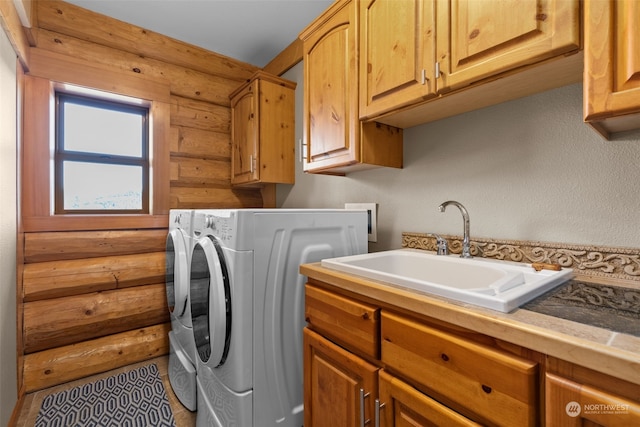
19,0 -> 272,392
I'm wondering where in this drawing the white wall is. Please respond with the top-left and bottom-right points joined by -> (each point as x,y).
0,26 -> 18,426
278,63 -> 640,252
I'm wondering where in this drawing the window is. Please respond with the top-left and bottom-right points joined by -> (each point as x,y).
55,92 -> 150,214
22,50 -> 170,231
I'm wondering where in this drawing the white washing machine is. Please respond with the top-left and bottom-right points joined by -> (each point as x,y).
189,209 -> 368,427
166,209 -> 197,411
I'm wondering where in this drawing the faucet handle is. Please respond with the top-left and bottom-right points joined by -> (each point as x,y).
428,233 -> 449,256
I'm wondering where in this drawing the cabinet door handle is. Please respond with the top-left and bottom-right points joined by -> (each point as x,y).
249,155 -> 255,173
359,388 -> 371,427
435,61 -> 441,79
374,399 -> 386,427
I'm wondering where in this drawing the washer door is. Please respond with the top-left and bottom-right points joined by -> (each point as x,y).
190,235 -> 232,367
166,229 -> 189,317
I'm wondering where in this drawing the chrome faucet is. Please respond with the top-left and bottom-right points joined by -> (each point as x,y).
438,201 -> 472,258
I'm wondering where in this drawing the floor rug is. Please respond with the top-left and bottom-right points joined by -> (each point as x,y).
35,363 -> 176,427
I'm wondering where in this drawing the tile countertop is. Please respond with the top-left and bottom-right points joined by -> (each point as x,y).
300,261 -> 640,385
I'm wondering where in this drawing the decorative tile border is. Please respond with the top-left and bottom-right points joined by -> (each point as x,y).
402,232 -> 640,284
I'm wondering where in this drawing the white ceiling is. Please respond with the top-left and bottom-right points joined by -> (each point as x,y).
64,0 -> 333,68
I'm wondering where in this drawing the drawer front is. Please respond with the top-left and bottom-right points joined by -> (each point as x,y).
379,370 -> 481,427
381,312 -> 538,427
305,284 -> 380,359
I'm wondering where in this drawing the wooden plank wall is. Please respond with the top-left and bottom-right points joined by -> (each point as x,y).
21,230 -> 169,391
19,0 -> 267,392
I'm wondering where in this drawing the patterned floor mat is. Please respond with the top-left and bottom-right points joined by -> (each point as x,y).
35,363 -> 176,427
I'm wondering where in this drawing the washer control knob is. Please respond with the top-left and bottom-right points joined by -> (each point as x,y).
205,216 -> 216,230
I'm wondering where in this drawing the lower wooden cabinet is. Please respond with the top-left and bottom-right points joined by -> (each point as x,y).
303,281 -> 639,427
546,372 -> 640,426
303,328 -> 378,427
304,326 -> 482,427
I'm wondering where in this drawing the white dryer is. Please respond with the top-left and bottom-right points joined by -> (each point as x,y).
166,209 -> 197,411
189,209 -> 368,427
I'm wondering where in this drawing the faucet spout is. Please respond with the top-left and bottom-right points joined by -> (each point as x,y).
438,201 -> 472,258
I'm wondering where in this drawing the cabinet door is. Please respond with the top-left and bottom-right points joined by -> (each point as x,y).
378,370 -> 481,427
359,0 -> 437,119
546,373 -> 640,426
230,80 -> 258,184
436,0 -> 580,92
304,328 -> 378,427
302,0 -> 359,172
584,0 -> 640,137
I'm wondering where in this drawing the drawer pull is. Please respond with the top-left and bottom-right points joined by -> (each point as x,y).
374,399 -> 386,427
362,312 -> 370,320
440,353 -> 450,362
481,384 -> 492,394
359,388 -> 371,427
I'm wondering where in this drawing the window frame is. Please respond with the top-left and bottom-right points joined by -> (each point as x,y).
22,49 -> 170,232
54,91 -> 151,214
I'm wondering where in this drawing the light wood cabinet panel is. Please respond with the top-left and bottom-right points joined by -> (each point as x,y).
303,328 -> 379,427
302,0 -> 357,172
230,71 -> 295,186
358,0 -> 581,127
546,372 -> 640,426
300,0 -> 403,174
381,311 -> 538,426
378,370 -> 481,427
359,0 -> 437,119
305,284 -> 380,359
584,0 -> 640,138
438,0 -> 580,92
231,79 -> 259,183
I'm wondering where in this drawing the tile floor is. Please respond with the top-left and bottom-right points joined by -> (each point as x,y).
15,356 -> 196,427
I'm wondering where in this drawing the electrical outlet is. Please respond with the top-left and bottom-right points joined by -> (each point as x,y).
345,203 -> 377,242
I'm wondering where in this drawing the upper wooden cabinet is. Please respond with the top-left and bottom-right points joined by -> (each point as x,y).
300,0 -> 403,175
229,71 -> 296,186
584,0 -> 640,139
439,0 -> 580,91
359,0 -> 581,122
359,0 -> 437,118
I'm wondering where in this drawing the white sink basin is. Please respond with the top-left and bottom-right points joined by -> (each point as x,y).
321,249 -> 573,312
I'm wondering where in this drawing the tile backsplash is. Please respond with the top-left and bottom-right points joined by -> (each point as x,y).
403,232 -> 640,287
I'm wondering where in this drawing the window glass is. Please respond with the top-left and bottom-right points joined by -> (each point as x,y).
55,92 -> 149,214
63,102 -> 144,157
62,162 -> 143,210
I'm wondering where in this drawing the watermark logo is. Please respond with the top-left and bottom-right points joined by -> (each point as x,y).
565,401 -> 631,417
565,401 -> 581,417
